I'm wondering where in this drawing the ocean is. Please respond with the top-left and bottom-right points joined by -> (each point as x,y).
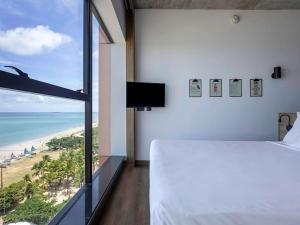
0,112 -> 97,147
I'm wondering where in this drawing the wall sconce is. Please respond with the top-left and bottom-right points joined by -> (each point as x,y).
272,66 -> 281,79
279,114 -> 293,131
231,15 -> 240,24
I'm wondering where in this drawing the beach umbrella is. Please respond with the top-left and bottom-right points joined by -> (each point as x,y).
31,146 -> 37,152
11,152 -> 16,159
24,148 -> 30,155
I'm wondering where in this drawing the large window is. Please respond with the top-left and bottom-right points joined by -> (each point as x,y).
0,0 -> 107,224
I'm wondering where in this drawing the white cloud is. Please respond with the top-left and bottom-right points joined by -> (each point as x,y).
15,96 -> 36,103
0,59 -> 14,65
0,90 -> 83,112
15,95 -> 46,103
0,25 -> 72,56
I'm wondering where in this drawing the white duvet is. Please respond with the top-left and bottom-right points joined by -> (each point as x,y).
150,140 -> 300,225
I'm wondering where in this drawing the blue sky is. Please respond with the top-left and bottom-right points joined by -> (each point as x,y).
0,0 -> 99,112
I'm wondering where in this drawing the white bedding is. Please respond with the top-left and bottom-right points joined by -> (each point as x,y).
150,140 -> 300,225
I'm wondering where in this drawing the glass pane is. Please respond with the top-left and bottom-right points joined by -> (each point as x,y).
0,0 -> 83,90
92,15 -> 110,174
0,89 -> 85,225
92,15 -> 100,173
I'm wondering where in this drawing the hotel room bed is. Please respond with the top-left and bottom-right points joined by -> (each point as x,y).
150,140 -> 300,225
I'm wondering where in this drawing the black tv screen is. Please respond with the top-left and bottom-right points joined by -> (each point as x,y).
127,82 -> 165,108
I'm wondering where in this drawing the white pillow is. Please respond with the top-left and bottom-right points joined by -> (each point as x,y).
283,112 -> 300,148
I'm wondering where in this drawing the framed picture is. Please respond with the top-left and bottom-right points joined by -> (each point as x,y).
250,79 -> 263,97
189,79 -> 202,97
210,79 -> 222,97
229,79 -> 242,97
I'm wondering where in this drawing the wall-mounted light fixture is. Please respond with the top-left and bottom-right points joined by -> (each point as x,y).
279,114 -> 293,131
272,66 -> 281,79
231,15 -> 240,24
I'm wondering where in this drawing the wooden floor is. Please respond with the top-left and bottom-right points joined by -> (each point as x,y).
97,164 -> 150,225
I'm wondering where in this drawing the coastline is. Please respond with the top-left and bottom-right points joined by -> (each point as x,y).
0,126 -> 84,161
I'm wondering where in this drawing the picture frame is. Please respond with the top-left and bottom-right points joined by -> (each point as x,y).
189,79 -> 202,97
210,79 -> 222,97
229,79 -> 242,97
250,79 -> 263,97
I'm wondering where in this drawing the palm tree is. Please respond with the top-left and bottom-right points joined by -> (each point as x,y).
31,155 -> 52,190
92,151 -> 99,172
73,148 -> 85,187
23,174 -> 35,199
24,183 -> 35,199
32,161 -> 43,178
23,174 -> 31,183
42,155 -> 51,162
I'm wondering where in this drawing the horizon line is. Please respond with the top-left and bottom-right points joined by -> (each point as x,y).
0,111 -> 99,113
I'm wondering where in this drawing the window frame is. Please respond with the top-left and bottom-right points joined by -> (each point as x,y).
0,0 -> 113,223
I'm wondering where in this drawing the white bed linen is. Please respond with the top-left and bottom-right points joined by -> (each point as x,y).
150,140 -> 300,225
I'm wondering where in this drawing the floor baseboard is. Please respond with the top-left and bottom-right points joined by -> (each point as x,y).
135,160 -> 149,167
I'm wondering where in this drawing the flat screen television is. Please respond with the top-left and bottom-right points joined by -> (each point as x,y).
126,82 -> 165,108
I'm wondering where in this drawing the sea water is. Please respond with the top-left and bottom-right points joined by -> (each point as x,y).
0,112 -> 97,147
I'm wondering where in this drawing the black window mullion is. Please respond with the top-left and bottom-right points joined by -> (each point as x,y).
0,70 -> 87,101
83,0 -> 93,184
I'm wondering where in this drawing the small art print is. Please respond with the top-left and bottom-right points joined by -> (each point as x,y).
229,79 -> 242,97
189,79 -> 202,97
210,79 -> 222,97
250,79 -> 263,97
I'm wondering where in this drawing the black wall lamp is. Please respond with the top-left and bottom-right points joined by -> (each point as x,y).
279,114 -> 293,131
272,66 -> 281,79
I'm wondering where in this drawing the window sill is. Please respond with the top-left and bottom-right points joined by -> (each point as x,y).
49,156 -> 124,225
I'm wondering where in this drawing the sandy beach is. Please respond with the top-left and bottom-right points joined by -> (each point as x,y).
0,126 -> 86,187
0,126 -> 84,161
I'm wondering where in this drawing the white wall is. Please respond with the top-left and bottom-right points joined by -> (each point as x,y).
135,10 -> 300,160
110,43 -> 126,156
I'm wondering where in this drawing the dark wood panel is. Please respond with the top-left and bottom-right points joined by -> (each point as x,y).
126,10 -> 135,164
97,164 -> 150,225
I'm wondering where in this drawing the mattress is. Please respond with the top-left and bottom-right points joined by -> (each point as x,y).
150,140 -> 300,225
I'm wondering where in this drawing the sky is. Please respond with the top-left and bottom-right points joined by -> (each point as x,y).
0,0 -> 99,112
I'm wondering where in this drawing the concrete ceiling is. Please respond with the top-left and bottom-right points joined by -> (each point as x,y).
133,0 -> 300,9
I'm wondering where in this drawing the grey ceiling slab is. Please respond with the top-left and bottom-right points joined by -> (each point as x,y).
255,0 -> 300,9
133,0 -> 300,9
205,0 -> 260,9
